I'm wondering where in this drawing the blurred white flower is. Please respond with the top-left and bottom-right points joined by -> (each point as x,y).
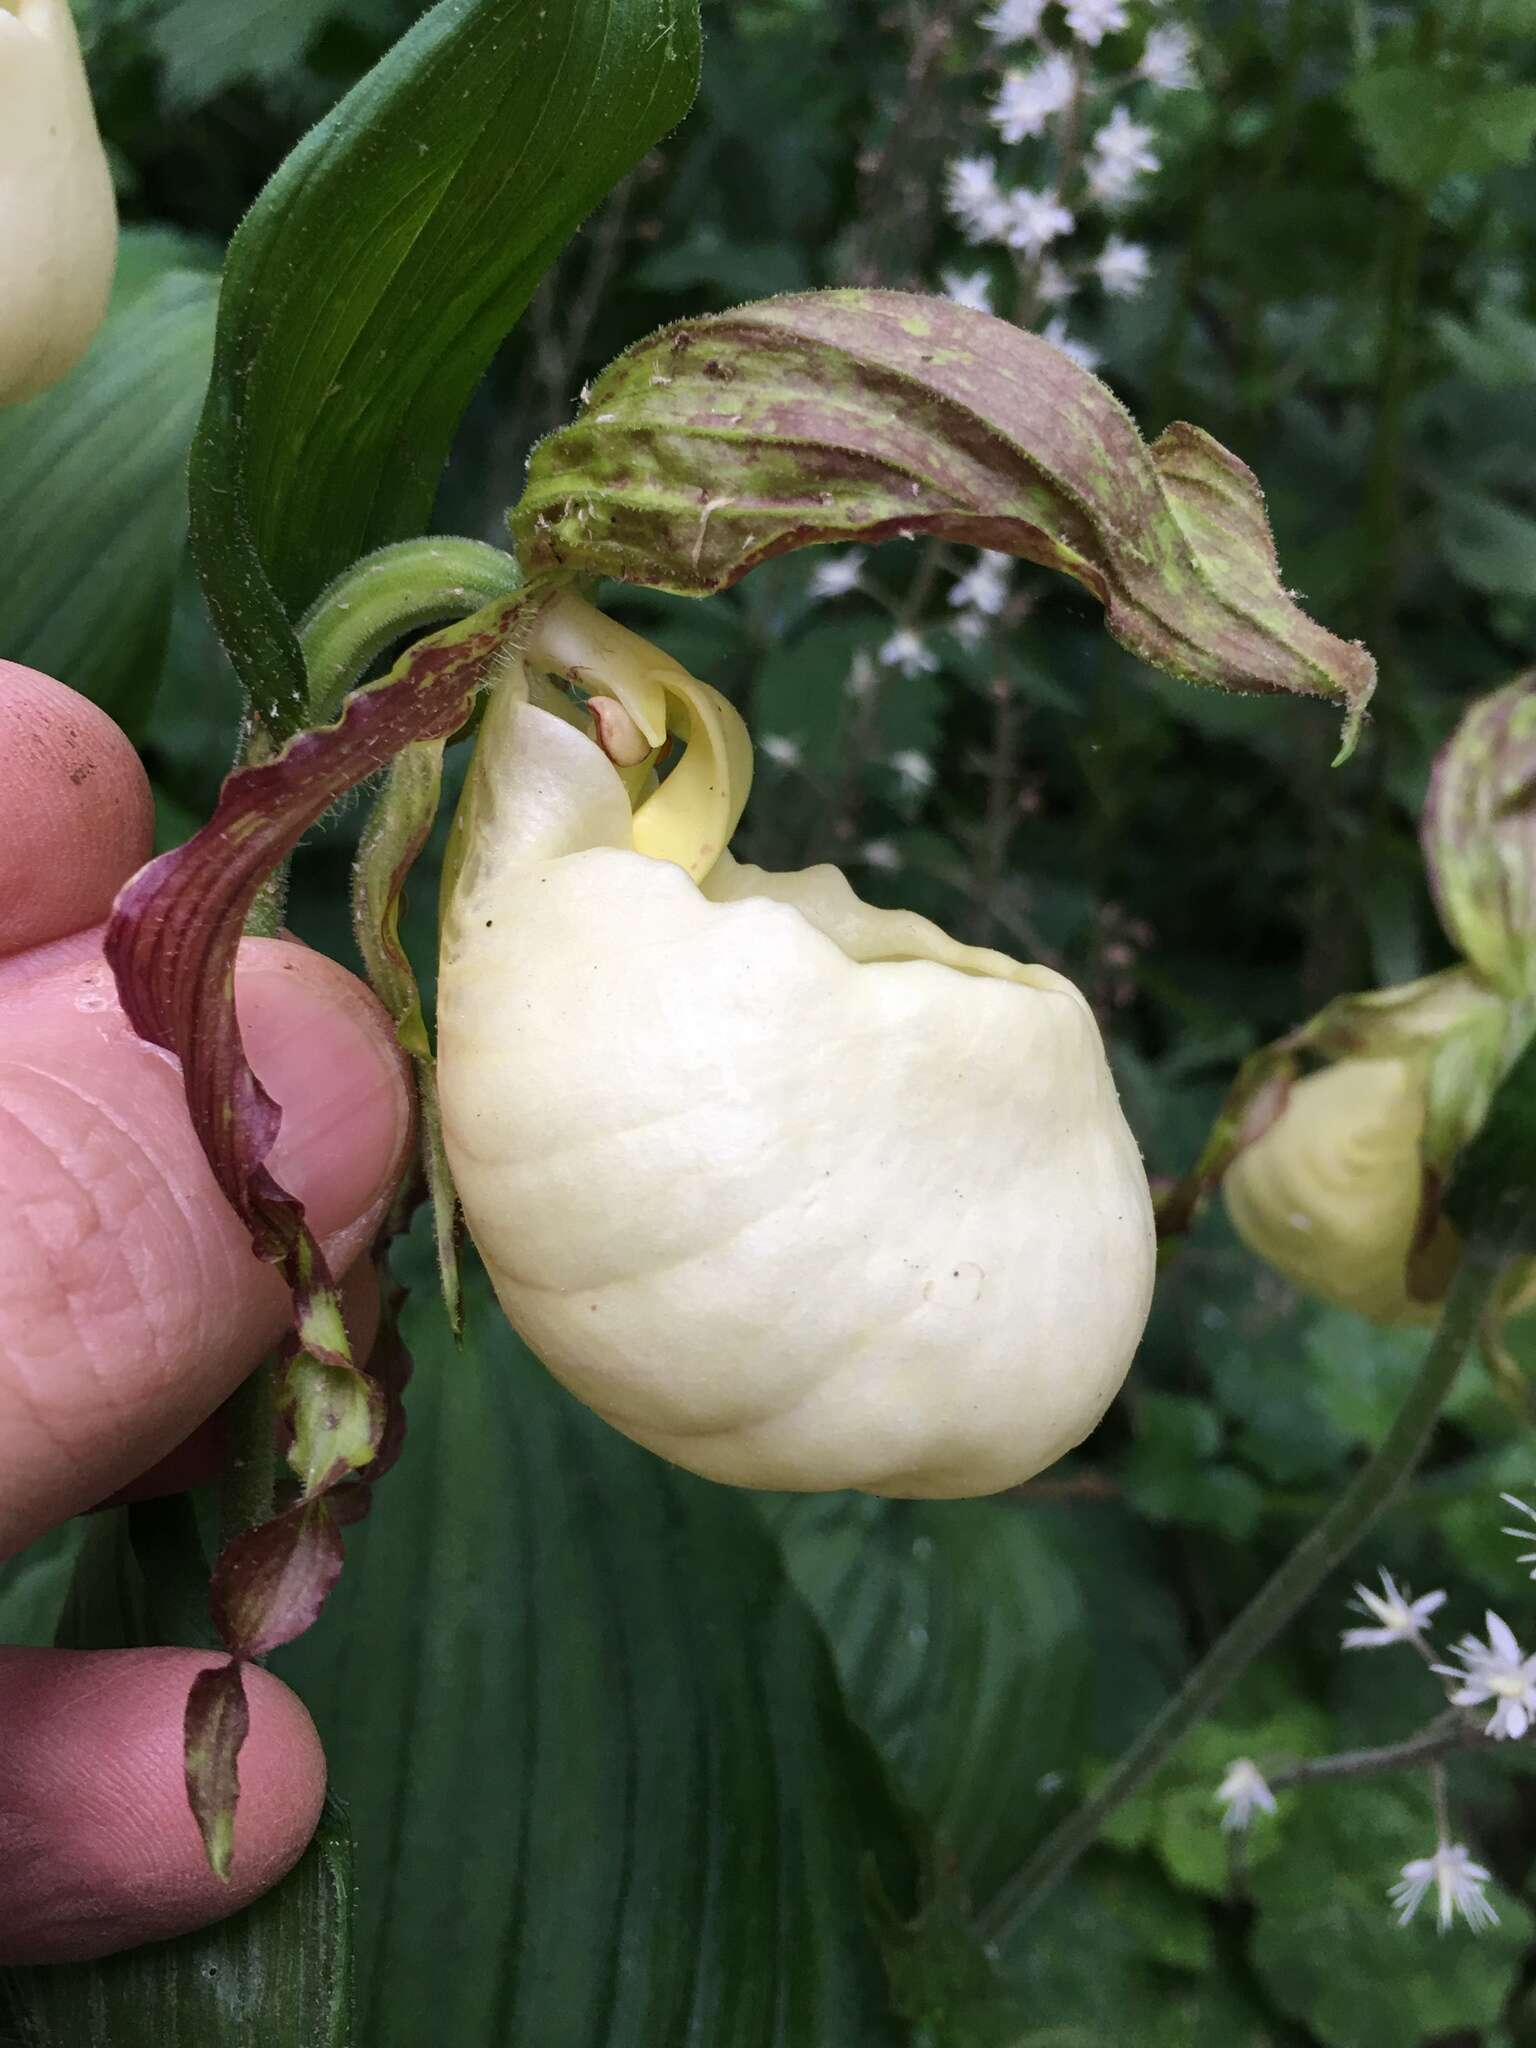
1340,1567 -> 1446,1651
1094,234 -> 1151,299
809,549 -> 867,600
861,838 -> 903,872
1063,0 -> 1128,46
1390,1841 -> 1499,1934
979,0 -> 1047,44
990,52 -> 1076,144
1500,1493 -> 1536,1577
890,750 -> 937,793
759,733 -> 803,769
950,551 -> 1012,616
952,608 -> 992,649
1086,106 -> 1160,204
941,266 -> 994,314
1042,316 -> 1101,372
1140,23 -> 1197,91
945,155 -> 1013,243
846,651 -> 879,700
1006,188 -> 1075,258
879,629 -> 940,677
1036,256 -> 1077,306
1434,1611 -> 1536,1739
1215,1758 -> 1275,1834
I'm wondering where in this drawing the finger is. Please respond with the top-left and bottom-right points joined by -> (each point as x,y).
0,1648 -> 325,1963
97,1261 -> 385,1508
0,664 -> 154,959
0,937 -> 412,1555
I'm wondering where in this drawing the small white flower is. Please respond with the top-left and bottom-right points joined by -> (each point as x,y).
1086,106 -> 1160,204
1140,23 -> 1197,91
978,0 -> 1047,44
879,629 -> 940,678
1006,188 -> 1075,258
951,608 -> 992,649
945,155 -> 1013,244
990,52 -> 1076,145
1340,1567 -> 1447,1651
1215,1758 -> 1276,1834
862,838 -> 903,872
949,550 -> 1012,616
1500,1493 -> 1536,1576
1390,1841 -> 1500,1934
1063,0 -> 1128,47
1036,256 -> 1076,306
759,733 -> 803,769
845,651 -> 879,700
890,750 -> 937,793
1434,1611 -> 1536,1739
1094,234 -> 1152,299
1042,316 -> 1102,373
809,550 -> 867,600
941,266 -> 994,314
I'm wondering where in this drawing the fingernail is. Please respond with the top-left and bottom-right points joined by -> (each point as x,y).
236,939 -> 412,1243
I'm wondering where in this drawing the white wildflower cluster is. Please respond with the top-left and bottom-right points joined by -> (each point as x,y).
938,3 -> 1197,376
1211,1501 -> 1536,1942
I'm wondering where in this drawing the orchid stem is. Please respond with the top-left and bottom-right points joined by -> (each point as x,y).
218,1354 -> 277,1553
223,539 -> 524,1536
978,1237 -> 1511,1947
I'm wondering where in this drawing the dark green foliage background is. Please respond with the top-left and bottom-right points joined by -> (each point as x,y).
6,2 -> 1536,2043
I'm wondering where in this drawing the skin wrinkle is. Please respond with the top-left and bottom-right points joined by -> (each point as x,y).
1,1059 -> 214,1392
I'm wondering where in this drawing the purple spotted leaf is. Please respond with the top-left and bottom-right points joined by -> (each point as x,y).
105,588 -> 538,1502
184,1658 -> 251,1883
211,1501 -> 346,1662
1422,670 -> 1536,1003
514,289 -> 1376,755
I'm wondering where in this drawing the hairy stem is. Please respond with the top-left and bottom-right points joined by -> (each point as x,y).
217,1355 -> 277,1553
978,1238 -> 1511,1945
1266,1713 -> 1484,1791
223,537 -> 523,1537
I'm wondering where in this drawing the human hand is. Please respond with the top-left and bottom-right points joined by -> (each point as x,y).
0,662 -> 412,1963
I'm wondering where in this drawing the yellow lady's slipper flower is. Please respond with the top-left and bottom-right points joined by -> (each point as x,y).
437,596 -> 1156,1497
1222,968 -> 1535,1327
0,0 -> 117,404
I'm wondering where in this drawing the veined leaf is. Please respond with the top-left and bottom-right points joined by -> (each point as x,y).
189,0 -> 702,738
276,1232 -> 917,2047
0,230 -> 218,739
513,291 -> 1375,752
763,1492 -> 1092,1919
0,1802 -> 354,2048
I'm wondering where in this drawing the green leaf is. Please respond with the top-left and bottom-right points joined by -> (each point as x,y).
147,0 -> 394,109
1348,65 -> 1536,192
514,292 -> 1376,753
0,230 -> 218,739
1123,1393 -> 1266,1543
275,1231 -> 917,2046
189,0 -> 701,740
1248,1781 -> 1535,2048
1446,1027 -> 1536,1254
764,1492 -> 1090,1920
1437,488 -> 1536,600
0,1801 -> 355,2048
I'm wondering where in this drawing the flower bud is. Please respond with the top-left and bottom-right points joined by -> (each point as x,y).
0,0 -> 117,404
1222,969 -> 1533,1325
437,596 -> 1155,1497
1422,672 -> 1536,1005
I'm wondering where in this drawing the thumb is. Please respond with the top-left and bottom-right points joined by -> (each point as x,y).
0,935 -> 412,1555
